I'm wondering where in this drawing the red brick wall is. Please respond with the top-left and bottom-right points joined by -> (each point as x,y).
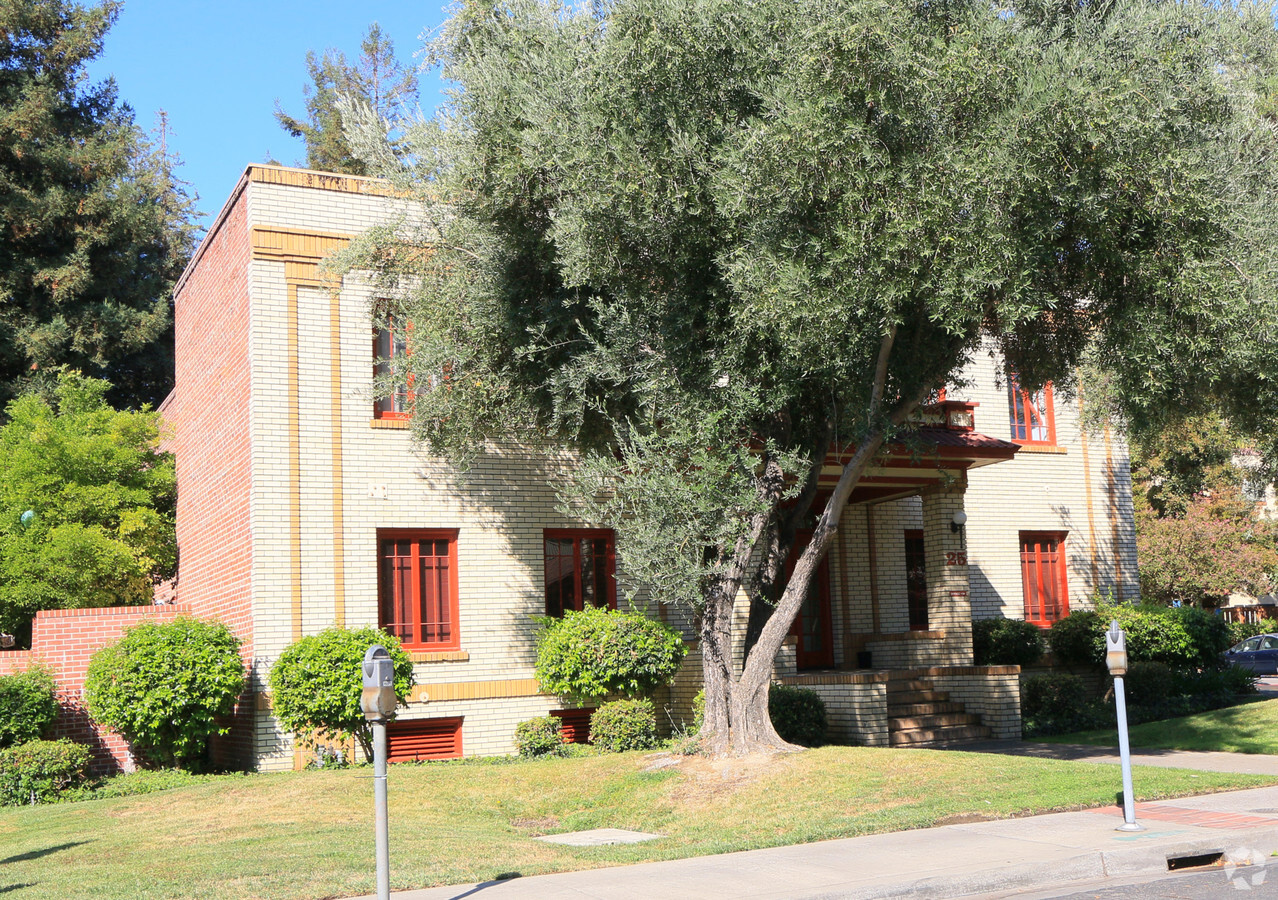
170,183 -> 257,769
0,605 -> 190,773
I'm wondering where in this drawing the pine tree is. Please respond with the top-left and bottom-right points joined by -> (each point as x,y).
0,0 -> 198,410
275,22 -> 418,176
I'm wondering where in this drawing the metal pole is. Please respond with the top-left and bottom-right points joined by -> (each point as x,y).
1113,674 -> 1143,832
373,720 -> 390,899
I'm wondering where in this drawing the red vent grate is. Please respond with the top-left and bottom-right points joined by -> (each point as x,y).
551,708 -> 595,744
386,716 -> 463,762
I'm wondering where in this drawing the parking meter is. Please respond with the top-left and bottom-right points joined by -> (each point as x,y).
361,645 -> 398,722
1105,620 -> 1128,676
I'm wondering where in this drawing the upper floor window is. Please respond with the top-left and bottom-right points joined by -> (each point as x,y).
544,529 -> 616,617
379,530 -> 459,650
373,322 -> 413,419
1008,376 -> 1056,445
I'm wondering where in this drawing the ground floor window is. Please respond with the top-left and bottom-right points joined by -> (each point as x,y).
378,530 -> 460,650
544,529 -> 616,617
386,716 -> 463,762
1020,531 -> 1069,626
905,530 -> 928,631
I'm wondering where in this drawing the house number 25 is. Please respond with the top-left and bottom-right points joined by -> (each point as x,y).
945,551 -> 967,566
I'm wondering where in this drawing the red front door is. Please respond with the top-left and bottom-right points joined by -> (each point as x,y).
786,532 -> 835,670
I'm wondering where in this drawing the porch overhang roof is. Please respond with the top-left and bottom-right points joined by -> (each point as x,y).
817,421 -> 1019,505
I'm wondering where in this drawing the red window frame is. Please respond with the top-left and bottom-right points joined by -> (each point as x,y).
1020,531 -> 1069,627
543,529 -> 616,617
373,321 -> 414,419
1008,376 -> 1056,445
378,529 -> 460,650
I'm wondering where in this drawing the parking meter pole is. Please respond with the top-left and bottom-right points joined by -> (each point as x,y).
373,720 -> 389,900
1113,674 -> 1143,832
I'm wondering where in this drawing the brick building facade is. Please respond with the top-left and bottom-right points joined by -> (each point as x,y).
0,165 -> 1140,769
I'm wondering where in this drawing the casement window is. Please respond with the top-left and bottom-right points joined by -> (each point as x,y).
386,716 -> 463,762
543,529 -> 616,617
373,322 -> 413,419
1020,532 -> 1069,627
1008,376 -> 1056,445
378,530 -> 460,650
905,530 -> 928,632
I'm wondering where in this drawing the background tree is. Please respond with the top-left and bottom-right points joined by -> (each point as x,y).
347,0 -> 1278,755
275,22 -> 419,175
0,372 -> 176,645
0,0 -> 199,409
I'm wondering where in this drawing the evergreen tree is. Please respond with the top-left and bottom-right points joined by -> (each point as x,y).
0,0 -> 198,410
275,22 -> 419,175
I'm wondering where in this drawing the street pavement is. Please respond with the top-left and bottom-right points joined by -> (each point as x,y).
350,742 -> 1278,900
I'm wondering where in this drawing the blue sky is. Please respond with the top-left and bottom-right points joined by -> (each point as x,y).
85,1 -> 452,230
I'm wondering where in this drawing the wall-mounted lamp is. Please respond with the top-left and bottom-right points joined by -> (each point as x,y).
950,510 -> 967,534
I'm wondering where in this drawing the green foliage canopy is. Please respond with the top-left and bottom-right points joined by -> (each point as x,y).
0,0 -> 198,408
83,617 -> 245,769
267,626 -> 414,760
534,607 -> 687,702
0,372 -> 176,641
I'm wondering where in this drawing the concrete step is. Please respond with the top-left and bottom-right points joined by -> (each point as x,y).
889,712 -> 980,731
886,689 -> 950,706
889,724 -> 992,747
886,701 -> 966,717
885,679 -> 934,694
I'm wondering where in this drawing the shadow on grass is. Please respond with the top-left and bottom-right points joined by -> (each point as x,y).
1,841 -> 93,865
0,885 -> 37,894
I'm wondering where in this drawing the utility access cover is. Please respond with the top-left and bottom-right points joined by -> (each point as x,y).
535,828 -> 662,847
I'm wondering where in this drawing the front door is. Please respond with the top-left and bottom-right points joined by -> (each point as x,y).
786,532 -> 835,670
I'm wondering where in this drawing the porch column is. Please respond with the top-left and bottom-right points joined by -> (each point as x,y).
921,486 -> 973,665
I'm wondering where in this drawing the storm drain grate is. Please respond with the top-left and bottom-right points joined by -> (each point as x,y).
1167,850 -> 1224,871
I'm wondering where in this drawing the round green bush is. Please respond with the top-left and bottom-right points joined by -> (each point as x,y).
973,618 -> 1045,667
768,684 -> 827,747
0,738 -> 91,805
84,617 -> 245,769
1021,673 -> 1087,720
514,716 -> 566,758
0,667 -> 58,749
1047,610 -> 1105,667
1123,661 -> 1174,707
1107,604 -> 1230,669
589,699 -> 658,752
535,607 -> 687,701
268,626 -> 414,761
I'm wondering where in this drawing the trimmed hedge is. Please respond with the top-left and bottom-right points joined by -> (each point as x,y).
973,618 -> 1044,667
590,699 -> 658,752
514,716 -> 566,758
0,667 -> 57,749
769,685 -> 827,746
535,607 -> 686,701
1228,619 -> 1277,646
0,739 -> 90,805
1048,604 -> 1231,670
84,617 -> 245,769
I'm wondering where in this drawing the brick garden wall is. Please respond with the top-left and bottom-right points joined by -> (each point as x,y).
0,605 -> 191,773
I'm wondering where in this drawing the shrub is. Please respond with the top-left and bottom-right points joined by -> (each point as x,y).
1021,673 -> 1087,720
1048,610 -> 1105,667
590,699 -> 659,752
0,739 -> 90,805
84,617 -> 244,769
268,626 -> 414,761
1228,618 -> 1277,646
0,666 -> 57,749
1123,661 -> 1173,707
973,618 -> 1045,667
514,716 -> 566,758
768,685 -> 827,747
535,607 -> 687,701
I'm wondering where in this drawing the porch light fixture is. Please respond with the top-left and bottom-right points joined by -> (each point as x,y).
950,510 -> 967,534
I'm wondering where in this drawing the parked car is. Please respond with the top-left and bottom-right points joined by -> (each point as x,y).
1224,634 -> 1278,675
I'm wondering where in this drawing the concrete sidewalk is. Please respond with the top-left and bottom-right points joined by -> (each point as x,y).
357,782 -> 1278,900
948,739 -> 1278,776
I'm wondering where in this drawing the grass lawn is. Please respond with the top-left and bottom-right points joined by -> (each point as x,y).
1039,696 -> 1278,754
1,747 -> 1273,900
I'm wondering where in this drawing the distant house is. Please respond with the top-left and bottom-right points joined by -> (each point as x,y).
0,165 -> 1140,771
